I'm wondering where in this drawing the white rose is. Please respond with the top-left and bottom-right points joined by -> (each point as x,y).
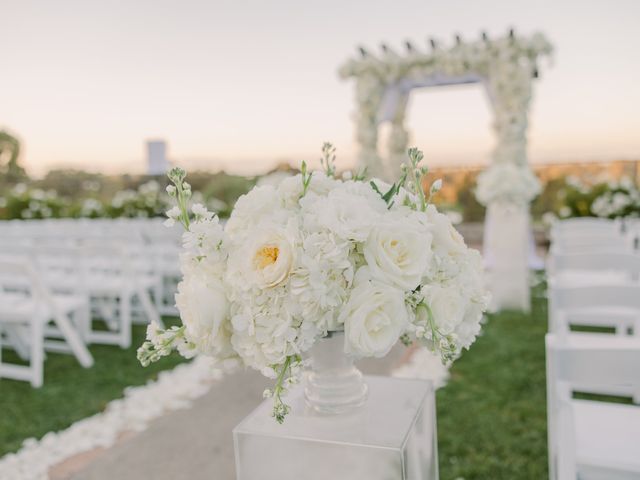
340,269 -> 408,357
422,284 -> 466,335
175,273 -> 229,355
363,217 -> 432,290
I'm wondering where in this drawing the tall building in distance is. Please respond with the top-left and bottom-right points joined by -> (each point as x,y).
146,140 -> 169,176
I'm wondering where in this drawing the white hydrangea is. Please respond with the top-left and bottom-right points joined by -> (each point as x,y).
475,162 -> 541,206
290,230 -> 354,331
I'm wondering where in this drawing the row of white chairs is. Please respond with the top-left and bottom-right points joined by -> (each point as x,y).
0,218 -> 183,387
546,217 -> 640,480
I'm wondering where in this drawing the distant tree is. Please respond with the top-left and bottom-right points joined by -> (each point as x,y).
0,130 -> 27,184
38,169 -> 108,200
457,172 -> 486,222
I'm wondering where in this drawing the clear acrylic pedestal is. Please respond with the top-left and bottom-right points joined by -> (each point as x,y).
233,375 -> 438,480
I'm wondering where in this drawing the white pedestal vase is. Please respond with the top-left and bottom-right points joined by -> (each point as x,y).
483,202 -> 531,312
304,331 -> 368,414
233,332 -> 439,480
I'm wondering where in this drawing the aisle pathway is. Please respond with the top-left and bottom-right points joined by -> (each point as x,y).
64,351 -> 403,480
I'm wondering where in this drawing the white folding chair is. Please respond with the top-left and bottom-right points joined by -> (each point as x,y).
78,243 -> 163,348
140,220 -> 182,315
546,334 -> 640,480
0,258 -> 94,387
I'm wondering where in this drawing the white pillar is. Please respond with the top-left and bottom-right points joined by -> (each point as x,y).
484,202 -> 531,312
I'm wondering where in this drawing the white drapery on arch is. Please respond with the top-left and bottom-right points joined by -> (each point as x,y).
340,30 -> 553,311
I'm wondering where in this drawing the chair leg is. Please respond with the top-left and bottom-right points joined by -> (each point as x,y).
4,324 -> 30,361
31,317 -> 44,388
154,278 -> 163,312
79,299 -> 92,342
137,287 -> 163,329
53,311 -> 94,368
119,293 -> 132,349
0,322 -> 3,381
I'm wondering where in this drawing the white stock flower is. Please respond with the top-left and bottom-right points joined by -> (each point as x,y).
341,268 -> 408,358
191,203 -> 213,219
181,216 -> 227,277
165,206 -> 181,219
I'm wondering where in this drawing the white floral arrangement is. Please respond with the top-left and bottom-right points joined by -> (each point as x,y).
556,175 -> 640,220
138,145 -> 489,422
591,177 -> 640,219
475,162 -> 541,206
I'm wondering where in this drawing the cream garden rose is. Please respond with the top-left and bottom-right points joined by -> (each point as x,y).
233,227 -> 296,290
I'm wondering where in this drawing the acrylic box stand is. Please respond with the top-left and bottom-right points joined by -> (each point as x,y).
233,375 -> 438,480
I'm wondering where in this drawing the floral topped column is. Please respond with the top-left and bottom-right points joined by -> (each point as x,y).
340,30 -> 553,311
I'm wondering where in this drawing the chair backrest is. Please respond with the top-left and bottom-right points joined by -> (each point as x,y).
545,333 -> 640,480
550,232 -> 630,255
548,284 -> 640,334
78,242 -> 134,283
0,256 -> 52,309
550,284 -> 640,312
34,245 -> 80,274
547,334 -> 640,388
551,218 -> 621,236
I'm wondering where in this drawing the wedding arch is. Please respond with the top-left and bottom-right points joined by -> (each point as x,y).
339,30 -> 553,311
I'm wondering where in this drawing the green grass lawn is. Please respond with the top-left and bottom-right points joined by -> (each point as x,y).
0,320 -> 186,457
437,293 -> 549,479
1,300 -> 550,479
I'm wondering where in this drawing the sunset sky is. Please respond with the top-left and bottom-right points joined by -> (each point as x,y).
2,0 -> 639,176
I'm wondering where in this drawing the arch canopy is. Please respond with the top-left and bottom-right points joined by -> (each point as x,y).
339,30 -> 553,208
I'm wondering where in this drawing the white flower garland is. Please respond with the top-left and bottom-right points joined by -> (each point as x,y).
0,357 -> 219,480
